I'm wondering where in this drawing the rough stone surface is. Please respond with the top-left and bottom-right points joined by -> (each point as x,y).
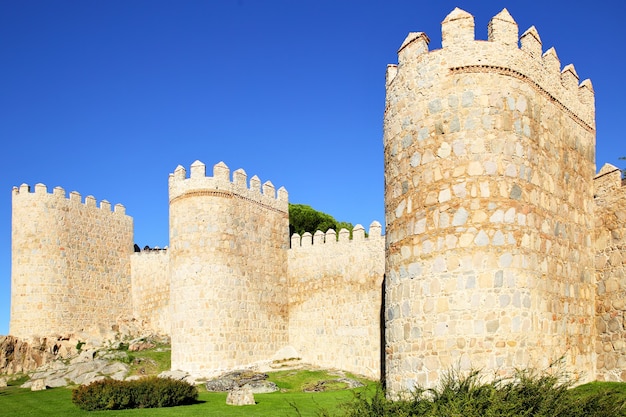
158,369 -> 195,384
243,380 -> 279,394
226,387 -> 255,406
30,379 -> 46,391
384,8 -> 598,395
0,335 -> 80,375
288,222 -> 384,379
594,165 -> 626,381
20,356 -> 130,388
10,184 -> 133,339
205,370 -> 277,393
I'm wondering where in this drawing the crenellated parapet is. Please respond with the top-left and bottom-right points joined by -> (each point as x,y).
386,7 -> 595,132
168,160 -> 288,213
12,183 -> 127,215
594,163 -> 625,202
290,221 -> 382,248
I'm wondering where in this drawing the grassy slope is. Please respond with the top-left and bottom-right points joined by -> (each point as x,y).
0,384 -> 361,417
3,379 -> 626,416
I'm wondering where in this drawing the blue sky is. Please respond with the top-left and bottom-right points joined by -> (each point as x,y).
1,1 -> 624,336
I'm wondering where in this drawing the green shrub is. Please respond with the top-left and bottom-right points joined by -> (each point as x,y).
71,376 -> 198,411
340,367 -> 626,417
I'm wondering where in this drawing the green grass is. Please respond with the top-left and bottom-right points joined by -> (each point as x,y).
3,378 -> 626,416
124,345 -> 172,377
267,369 -> 365,392
0,383 -> 366,417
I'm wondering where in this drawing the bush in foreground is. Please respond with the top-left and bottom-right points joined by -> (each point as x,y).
339,367 -> 626,417
71,376 -> 198,411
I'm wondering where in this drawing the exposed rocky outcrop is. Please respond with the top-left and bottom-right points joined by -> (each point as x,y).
205,370 -> 278,394
0,333 -> 170,389
20,351 -> 130,389
0,335 -> 81,375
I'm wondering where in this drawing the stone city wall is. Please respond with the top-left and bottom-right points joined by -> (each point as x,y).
130,249 -> 170,335
10,184 -> 133,340
595,164 -> 626,381
383,8 -> 596,394
168,161 -> 290,376
288,222 -> 385,379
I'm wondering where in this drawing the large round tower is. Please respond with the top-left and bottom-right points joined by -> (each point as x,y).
383,8 -> 596,394
168,161 -> 289,376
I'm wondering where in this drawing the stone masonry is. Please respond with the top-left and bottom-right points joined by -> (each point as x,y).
168,161 -> 290,375
11,184 -> 133,339
7,7 -> 626,395
594,164 -> 626,381
289,223 -> 384,379
384,8 -> 596,395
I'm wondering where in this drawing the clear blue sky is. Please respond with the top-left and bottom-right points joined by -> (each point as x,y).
1,1 -> 624,336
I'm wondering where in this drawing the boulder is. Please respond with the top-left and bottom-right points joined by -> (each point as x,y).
30,379 -> 46,391
226,386 -> 255,406
128,341 -> 155,352
158,369 -> 195,384
243,380 -> 279,394
205,370 -> 273,392
0,377 -> 7,388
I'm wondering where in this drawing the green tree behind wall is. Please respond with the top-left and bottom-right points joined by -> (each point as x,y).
620,156 -> 626,179
288,203 -> 354,237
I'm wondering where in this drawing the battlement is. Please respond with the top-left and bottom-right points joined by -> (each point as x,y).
290,221 -> 383,248
387,7 -> 595,130
131,248 -> 169,257
594,163 -> 625,206
12,183 -> 127,214
168,160 -> 288,213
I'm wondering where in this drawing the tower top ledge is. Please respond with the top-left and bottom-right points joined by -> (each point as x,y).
168,160 -> 288,212
388,8 -> 595,129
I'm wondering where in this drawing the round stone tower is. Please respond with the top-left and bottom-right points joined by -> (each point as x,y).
168,160 -> 289,376
383,8 -> 596,394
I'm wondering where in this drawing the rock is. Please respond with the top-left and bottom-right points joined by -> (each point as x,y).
45,377 -> 68,388
205,370 -> 270,392
0,377 -> 7,387
205,377 -> 238,392
73,371 -> 102,386
158,369 -> 194,384
337,377 -> 365,389
243,380 -> 279,394
128,341 -> 155,352
70,349 -> 96,364
303,378 -> 364,392
98,351 -> 129,361
30,379 -> 46,391
226,387 -> 255,406
0,335 -> 73,375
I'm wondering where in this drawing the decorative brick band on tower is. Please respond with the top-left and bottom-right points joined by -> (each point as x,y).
10,184 -> 133,339
168,160 -> 290,376
384,8 -> 596,395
